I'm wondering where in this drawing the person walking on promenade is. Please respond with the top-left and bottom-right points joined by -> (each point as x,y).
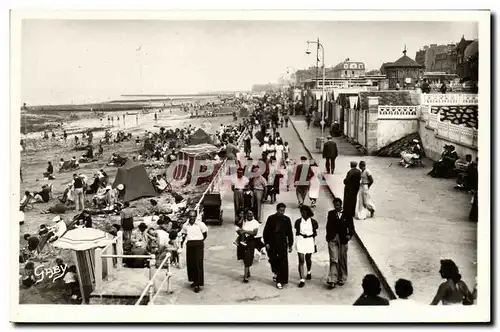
235,210 -> 260,283
343,161 -> 361,218
355,161 -> 376,219
294,205 -> 319,288
251,165 -> 267,221
322,136 -> 338,174
243,131 -> 252,158
231,168 -> 249,221
294,156 -> 314,207
430,259 -> 476,305
263,203 -> 294,290
326,197 -> 355,289
284,113 -> 289,127
353,274 -> 390,305
308,160 -> 321,208
180,210 -> 208,293
305,112 -> 312,129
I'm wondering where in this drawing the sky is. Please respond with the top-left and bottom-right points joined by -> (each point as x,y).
21,20 -> 478,105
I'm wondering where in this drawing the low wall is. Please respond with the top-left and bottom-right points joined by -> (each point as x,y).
419,121 -> 478,161
377,119 -> 419,149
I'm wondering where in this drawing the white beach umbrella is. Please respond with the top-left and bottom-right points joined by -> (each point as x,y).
52,228 -> 114,251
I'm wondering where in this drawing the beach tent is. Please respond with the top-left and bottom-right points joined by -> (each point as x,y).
173,143 -> 220,182
112,160 -> 157,201
189,128 -> 212,145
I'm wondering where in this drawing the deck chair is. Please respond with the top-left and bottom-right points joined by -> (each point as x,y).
20,195 -> 34,212
59,161 -> 71,172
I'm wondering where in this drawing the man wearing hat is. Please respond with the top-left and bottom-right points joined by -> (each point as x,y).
322,136 -> 339,174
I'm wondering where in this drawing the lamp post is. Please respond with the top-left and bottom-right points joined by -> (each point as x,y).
306,39 -> 326,142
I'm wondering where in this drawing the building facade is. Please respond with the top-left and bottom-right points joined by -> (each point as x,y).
330,60 -> 366,78
380,49 -> 425,89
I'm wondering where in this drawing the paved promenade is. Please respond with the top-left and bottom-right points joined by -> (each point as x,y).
290,116 -> 477,304
154,123 -> 383,304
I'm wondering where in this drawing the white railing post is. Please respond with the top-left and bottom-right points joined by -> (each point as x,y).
116,231 -> 123,269
149,255 -> 157,299
94,248 -> 103,290
105,246 -> 113,277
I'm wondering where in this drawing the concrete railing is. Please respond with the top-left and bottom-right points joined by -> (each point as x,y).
437,121 -> 478,148
378,105 -> 420,119
421,93 -> 478,105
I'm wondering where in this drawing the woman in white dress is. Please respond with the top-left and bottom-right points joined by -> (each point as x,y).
294,205 -> 319,288
275,141 -> 284,167
308,160 -> 320,208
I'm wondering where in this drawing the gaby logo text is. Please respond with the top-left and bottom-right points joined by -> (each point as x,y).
34,264 -> 68,284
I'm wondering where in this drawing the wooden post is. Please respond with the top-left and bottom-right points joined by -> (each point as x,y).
94,248 -> 103,290
116,231 -> 123,269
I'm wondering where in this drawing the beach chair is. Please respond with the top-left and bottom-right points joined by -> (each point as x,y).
20,195 -> 34,212
59,161 -> 71,172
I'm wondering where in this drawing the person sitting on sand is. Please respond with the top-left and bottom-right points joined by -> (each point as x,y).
131,223 -> 149,249
63,265 -> 81,301
33,184 -> 52,203
21,261 -> 37,288
41,200 -> 70,214
43,161 -> 54,179
148,199 -> 172,216
70,156 -> 79,169
73,210 -> 92,228
86,174 -> 101,195
20,191 -> 33,211
157,214 -> 174,232
154,175 -> 169,193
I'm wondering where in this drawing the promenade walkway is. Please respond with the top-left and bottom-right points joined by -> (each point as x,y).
153,123 -> 383,304
290,116 -> 477,304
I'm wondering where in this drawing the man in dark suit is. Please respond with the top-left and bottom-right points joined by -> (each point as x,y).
326,197 -> 355,289
343,161 -> 362,218
322,136 -> 338,174
263,203 -> 294,290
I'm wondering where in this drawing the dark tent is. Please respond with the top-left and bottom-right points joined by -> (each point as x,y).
112,160 -> 157,201
189,128 -> 212,145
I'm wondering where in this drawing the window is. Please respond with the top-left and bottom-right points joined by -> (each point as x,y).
345,70 -> 347,75
352,71 -> 355,75
350,63 -> 357,69
344,64 -> 348,69
359,64 -> 364,69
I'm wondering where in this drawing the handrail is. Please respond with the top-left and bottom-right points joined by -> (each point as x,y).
193,127 -> 247,215
135,252 -> 172,305
101,254 -> 155,259
136,126 -> 248,304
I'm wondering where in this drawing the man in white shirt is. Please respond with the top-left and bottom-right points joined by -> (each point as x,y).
181,210 -> 208,293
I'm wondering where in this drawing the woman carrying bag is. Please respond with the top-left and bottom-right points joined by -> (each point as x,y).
294,205 -> 319,288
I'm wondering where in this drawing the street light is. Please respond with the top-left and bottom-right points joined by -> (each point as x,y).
306,39 -> 326,141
